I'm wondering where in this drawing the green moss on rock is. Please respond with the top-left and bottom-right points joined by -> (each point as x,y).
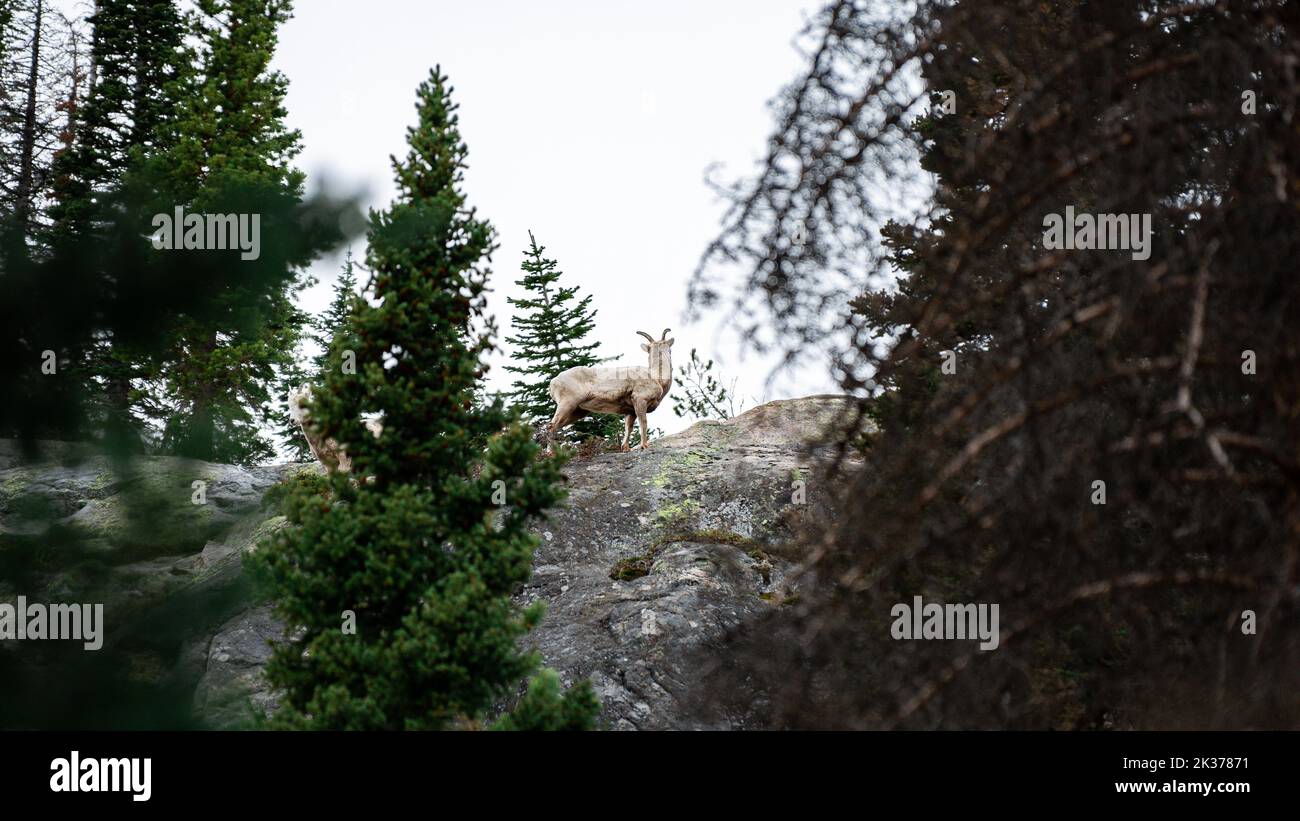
609,547 -> 659,581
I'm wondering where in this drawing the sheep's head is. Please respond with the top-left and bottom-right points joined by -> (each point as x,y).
287,385 -> 312,425
637,329 -> 675,376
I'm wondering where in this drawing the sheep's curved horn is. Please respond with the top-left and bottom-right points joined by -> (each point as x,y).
636,331 -> 654,342
661,328 -> 672,340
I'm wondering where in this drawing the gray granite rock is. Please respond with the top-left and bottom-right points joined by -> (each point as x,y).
191,604 -> 285,729
1,395 -> 864,729
517,395 -> 857,728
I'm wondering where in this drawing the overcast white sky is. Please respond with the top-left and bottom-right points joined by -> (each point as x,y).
274,0 -> 838,432
52,0 -> 840,433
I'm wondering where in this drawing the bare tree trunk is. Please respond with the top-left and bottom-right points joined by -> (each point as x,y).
59,13 -> 81,156
187,330 -> 220,460
14,0 -> 44,233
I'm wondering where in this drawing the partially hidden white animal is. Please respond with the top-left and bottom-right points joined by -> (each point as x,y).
545,329 -> 674,452
288,385 -> 383,474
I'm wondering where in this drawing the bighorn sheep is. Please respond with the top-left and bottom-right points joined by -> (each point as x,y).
287,385 -> 383,474
545,329 -> 674,452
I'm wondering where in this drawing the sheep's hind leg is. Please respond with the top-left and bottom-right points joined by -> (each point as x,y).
546,400 -> 572,452
546,401 -> 581,453
621,414 -> 634,452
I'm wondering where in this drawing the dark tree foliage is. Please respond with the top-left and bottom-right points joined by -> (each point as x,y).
42,0 -> 185,448
251,68 -> 598,730
0,0 -> 356,730
2,166 -> 351,456
144,0 -> 313,464
0,2 -> 9,75
695,0 -> 1299,729
490,668 -> 601,731
45,0 -> 185,245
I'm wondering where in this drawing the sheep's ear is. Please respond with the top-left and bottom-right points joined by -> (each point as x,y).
666,338 -> 675,347
641,343 -> 650,352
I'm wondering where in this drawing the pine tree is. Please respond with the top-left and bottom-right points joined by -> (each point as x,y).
45,0 -> 185,244
490,668 -> 600,731
41,0 -> 185,449
0,2 -> 20,224
0,2 -> 11,70
145,0 -> 312,463
251,67 -> 598,730
0,0 -> 86,235
276,251 -> 357,461
310,249 -> 359,377
269,292 -> 315,461
504,230 -> 617,441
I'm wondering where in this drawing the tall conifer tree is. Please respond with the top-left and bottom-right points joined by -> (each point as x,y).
147,0 -> 310,463
1,0 -> 85,235
45,0 -> 184,243
310,249 -> 359,377
42,0 -> 185,447
276,251 -> 358,460
252,68 -> 598,730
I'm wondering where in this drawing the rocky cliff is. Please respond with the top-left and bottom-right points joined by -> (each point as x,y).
0,395 -> 860,729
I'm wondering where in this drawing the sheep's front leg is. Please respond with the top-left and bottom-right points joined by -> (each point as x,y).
621,414 -> 634,452
634,401 -> 650,450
